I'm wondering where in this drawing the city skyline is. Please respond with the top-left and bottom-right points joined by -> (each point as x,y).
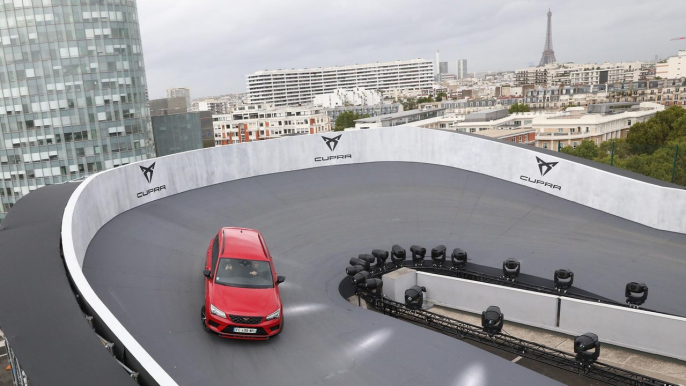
138,0 -> 686,98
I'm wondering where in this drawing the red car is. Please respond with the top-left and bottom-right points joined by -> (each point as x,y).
201,227 -> 285,340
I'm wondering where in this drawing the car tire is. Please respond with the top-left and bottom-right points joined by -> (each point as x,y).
201,306 -> 211,333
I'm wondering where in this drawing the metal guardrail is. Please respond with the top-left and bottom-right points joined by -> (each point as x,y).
3,336 -> 29,386
360,293 -> 676,386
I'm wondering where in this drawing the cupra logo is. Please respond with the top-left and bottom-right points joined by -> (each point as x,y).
321,134 -> 342,152
536,157 -> 558,176
520,156 -> 561,191
137,162 -> 165,198
140,162 -> 155,183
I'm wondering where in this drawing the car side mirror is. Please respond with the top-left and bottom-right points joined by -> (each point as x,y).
276,276 -> 286,285
203,269 -> 212,279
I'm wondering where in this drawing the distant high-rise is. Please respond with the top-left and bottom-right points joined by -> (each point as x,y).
538,9 -> 557,66
439,62 -> 449,74
435,50 -> 440,76
457,59 -> 468,79
0,0 -> 154,222
167,87 -> 191,111
150,97 -> 213,157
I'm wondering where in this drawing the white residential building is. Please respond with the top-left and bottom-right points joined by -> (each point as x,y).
198,99 -> 232,115
213,104 -> 331,145
246,59 -> 434,107
515,61 -> 649,87
533,102 -> 664,150
312,88 -> 382,108
656,50 -> 686,79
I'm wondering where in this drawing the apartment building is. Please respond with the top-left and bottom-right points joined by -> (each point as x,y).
213,104 -> 330,145
515,62 -> 650,87
533,102 -> 664,150
525,85 -> 611,110
197,99 -> 232,115
607,78 -> 686,107
246,59 -> 434,107
656,50 -> 686,79
312,88 -> 382,108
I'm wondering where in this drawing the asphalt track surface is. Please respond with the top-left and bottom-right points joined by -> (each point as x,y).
83,162 -> 686,386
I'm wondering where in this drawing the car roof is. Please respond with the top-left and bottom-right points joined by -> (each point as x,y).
219,227 -> 269,261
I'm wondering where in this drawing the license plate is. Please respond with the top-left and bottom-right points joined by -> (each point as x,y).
233,327 -> 257,333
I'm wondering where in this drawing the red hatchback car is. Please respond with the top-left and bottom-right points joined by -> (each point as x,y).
202,227 -> 285,340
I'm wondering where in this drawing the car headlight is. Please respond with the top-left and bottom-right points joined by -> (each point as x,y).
210,304 -> 226,319
265,309 -> 281,321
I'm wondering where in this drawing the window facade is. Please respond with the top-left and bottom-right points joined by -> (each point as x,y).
0,0 -> 154,222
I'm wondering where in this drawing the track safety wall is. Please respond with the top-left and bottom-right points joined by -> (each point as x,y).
416,272 -> 559,330
62,127 -> 686,384
383,269 -> 686,361
558,298 -> 686,360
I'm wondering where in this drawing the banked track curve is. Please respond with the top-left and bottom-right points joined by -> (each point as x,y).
82,162 -> 686,385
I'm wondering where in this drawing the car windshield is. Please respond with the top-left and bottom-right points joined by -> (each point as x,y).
215,258 -> 273,289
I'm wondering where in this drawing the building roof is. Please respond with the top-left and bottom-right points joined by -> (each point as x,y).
475,128 -> 536,138
354,108 -> 445,123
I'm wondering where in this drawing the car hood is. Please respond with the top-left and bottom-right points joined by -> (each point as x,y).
210,284 -> 280,317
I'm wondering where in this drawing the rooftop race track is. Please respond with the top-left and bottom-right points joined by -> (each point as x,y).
82,162 -> 686,385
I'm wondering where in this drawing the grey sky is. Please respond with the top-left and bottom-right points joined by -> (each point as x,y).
138,0 -> 686,99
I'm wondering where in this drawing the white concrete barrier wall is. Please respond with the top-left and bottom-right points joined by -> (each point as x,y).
381,268 -> 417,303
61,127 -> 686,384
559,298 -> 686,361
407,271 -> 686,360
417,272 -> 559,330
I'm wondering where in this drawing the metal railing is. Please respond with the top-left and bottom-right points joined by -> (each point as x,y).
359,292 -> 676,386
3,336 -> 29,386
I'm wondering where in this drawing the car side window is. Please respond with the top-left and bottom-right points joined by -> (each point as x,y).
211,235 -> 219,273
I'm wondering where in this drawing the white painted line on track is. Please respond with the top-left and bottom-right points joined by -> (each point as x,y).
512,356 -> 523,363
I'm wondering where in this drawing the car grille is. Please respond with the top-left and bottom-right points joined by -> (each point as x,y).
229,315 -> 263,325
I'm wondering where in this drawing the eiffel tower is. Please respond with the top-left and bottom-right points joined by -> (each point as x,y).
538,9 -> 557,66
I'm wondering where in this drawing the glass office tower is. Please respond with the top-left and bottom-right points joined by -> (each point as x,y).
0,0 -> 154,222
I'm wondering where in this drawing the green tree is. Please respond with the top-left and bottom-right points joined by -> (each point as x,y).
508,103 -> 531,113
560,140 -> 599,160
436,92 -> 447,102
558,106 -> 686,186
334,111 -> 370,131
626,106 -> 686,154
398,97 -> 418,111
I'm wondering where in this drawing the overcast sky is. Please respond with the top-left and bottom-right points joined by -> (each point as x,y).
137,0 -> 686,99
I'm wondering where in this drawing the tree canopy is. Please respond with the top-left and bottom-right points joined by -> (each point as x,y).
559,106 -> 686,185
334,111 -> 370,131
396,97 -> 418,111
560,140 -> 599,160
508,103 -> 531,113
